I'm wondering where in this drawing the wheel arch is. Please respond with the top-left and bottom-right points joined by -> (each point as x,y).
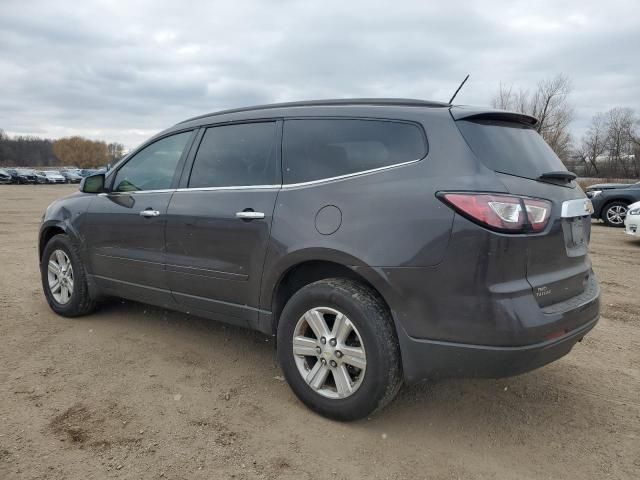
264,251 -> 394,336
39,221 -> 77,262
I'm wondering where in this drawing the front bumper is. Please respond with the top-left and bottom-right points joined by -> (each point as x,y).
625,216 -> 640,236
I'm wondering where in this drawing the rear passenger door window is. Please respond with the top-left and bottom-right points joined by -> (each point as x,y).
188,122 -> 278,188
282,119 -> 427,184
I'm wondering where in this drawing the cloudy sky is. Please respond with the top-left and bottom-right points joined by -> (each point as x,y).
1,0 -> 638,149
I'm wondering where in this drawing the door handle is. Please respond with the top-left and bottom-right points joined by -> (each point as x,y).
236,211 -> 265,220
139,209 -> 161,217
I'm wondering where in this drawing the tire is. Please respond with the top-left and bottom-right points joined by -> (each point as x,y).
40,234 -> 95,317
277,278 -> 402,421
602,201 -> 628,227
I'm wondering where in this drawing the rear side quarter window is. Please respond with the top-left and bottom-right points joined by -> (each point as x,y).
282,119 -> 427,184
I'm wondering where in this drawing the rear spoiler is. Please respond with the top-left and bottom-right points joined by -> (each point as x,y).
449,106 -> 538,127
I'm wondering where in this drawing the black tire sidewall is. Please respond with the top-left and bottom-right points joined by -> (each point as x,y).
41,234 -> 90,316
277,279 -> 400,421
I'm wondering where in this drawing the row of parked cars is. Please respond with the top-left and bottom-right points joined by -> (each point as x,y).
0,167 -> 106,185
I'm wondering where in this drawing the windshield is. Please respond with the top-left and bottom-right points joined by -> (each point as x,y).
456,119 -> 568,180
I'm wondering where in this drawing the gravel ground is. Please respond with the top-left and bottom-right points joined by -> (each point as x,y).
0,185 -> 638,480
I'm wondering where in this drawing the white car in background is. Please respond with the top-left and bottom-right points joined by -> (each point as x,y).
624,201 -> 640,237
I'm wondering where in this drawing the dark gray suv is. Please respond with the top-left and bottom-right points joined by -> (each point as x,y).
39,99 -> 600,420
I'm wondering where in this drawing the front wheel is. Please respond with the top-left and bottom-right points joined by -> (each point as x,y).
41,234 -> 95,317
602,201 -> 628,227
277,278 -> 402,421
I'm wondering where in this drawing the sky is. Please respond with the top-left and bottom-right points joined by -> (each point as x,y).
1,0 -> 638,150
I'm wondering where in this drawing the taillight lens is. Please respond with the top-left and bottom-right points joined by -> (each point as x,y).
523,198 -> 550,232
439,193 -> 551,233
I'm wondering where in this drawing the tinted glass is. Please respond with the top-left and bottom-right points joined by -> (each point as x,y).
282,119 -> 426,184
456,120 -> 567,180
189,122 -> 277,188
113,131 -> 191,192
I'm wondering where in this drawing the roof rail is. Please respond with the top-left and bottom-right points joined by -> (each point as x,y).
177,98 -> 450,125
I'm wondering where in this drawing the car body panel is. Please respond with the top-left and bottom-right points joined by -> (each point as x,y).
586,182 -> 637,191
165,188 -> 279,326
81,191 -> 174,305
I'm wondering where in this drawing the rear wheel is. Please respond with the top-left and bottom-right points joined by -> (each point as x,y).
277,278 -> 402,421
41,234 -> 95,317
602,201 -> 628,227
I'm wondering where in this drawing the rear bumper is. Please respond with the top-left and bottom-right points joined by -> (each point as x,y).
398,315 -> 598,383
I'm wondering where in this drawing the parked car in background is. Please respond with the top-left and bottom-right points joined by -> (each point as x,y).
34,171 -> 49,184
60,169 -> 83,183
42,170 -> 67,184
10,168 -> 38,184
39,98 -> 600,421
624,201 -> 640,237
79,169 -> 97,177
0,168 -> 13,184
589,184 -> 640,227
5,169 -> 18,182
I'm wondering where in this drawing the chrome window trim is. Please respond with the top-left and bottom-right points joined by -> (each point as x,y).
281,158 -> 421,189
98,157 -> 420,194
98,188 -> 176,196
175,184 -> 280,192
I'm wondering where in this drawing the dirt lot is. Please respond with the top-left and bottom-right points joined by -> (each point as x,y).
0,185 -> 638,480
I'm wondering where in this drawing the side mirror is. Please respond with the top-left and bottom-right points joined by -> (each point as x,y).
81,173 -> 106,193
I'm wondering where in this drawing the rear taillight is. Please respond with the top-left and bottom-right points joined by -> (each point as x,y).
439,193 -> 551,234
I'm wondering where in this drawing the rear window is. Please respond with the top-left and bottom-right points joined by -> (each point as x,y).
282,119 -> 426,184
456,120 -> 567,180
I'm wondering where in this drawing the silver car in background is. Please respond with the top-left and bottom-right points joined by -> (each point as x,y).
42,170 -> 67,184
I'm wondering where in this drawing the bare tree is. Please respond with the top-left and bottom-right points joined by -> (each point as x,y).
107,142 -> 125,164
491,74 -> 574,162
576,108 -> 639,178
605,108 -> 636,177
578,112 -> 608,175
491,84 -> 528,113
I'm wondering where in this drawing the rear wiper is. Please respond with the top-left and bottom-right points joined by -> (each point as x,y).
537,171 -> 577,183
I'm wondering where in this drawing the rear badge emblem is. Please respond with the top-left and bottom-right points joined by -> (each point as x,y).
536,286 -> 552,298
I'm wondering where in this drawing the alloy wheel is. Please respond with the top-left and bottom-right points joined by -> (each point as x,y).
47,249 -> 74,304
292,307 -> 367,399
606,205 -> 627,225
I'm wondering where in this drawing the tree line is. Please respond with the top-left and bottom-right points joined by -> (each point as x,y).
0,129 -> 125,168
491,73 -> 640,179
